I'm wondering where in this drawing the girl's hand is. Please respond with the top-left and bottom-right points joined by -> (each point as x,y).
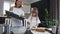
35,24 -> 38,28
27,24 -> 30,29
33,25 -> 37,28
33,26 -> 36,28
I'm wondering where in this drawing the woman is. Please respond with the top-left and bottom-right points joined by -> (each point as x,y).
10,0 -> 24,17
27,7 -> 41,29
9,0 -> 26,34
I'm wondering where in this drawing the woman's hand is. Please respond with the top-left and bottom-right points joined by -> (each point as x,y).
19,15 -> 25,19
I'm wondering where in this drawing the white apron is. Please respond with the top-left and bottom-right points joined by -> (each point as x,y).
10,7 -> 26,34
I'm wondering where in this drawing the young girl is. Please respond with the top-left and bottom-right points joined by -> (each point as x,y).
27,7 -> 41,29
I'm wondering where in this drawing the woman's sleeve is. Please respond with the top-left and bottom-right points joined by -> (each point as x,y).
27,16 -> 31,22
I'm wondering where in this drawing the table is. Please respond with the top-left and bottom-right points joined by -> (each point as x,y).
31,30 -> 51,34
30,27 -> 52,34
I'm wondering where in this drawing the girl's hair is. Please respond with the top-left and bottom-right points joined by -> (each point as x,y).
31,7 -> 38,17
15,0 -> 22,8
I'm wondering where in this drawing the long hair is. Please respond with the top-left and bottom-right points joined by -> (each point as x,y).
31,7 -> 38,17
15,0 -> 22,8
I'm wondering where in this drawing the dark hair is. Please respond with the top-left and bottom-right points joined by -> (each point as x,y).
15,0 -> 22,8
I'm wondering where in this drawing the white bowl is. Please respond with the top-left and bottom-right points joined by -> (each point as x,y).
11,26 -> 26,34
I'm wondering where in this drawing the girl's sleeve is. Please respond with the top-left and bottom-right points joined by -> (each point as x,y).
37,17 -> 41,24
36,17 -> 41,26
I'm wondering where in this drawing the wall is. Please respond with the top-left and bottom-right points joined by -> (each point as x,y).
50,0 -> 59,20
58,0 -> 60,34
22,5 -> 31,13
0,0 -> 4,16
59,0 -> 60,20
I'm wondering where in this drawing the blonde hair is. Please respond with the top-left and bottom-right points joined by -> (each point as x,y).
31,7 -> 38,17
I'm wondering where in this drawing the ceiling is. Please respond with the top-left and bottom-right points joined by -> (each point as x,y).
4,0 -> 40,5
23,0 -> 40,4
